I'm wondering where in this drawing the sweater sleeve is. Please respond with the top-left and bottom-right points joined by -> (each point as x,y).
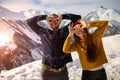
26,15 -> 47,34
89,20 -> 108,38
63,36 -> 77,53
62,14 -> 81,23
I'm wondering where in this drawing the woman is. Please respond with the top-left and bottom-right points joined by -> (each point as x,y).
63,19 -> 108,80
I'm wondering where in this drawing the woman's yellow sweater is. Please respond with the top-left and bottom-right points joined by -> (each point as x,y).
63,20 -> 108,70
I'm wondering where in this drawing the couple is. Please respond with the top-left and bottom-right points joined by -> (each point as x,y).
27,13 -> 108,80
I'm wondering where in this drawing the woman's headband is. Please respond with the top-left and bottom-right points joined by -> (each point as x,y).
73,21 -> 81,27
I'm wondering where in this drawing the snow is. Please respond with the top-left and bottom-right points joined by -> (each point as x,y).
85,7 -> 120,27
0,60 -> 42,80
0,34 -> 120,80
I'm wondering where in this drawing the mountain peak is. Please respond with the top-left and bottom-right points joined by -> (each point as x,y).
100,5 -> 104,8
100,5 -> 107,10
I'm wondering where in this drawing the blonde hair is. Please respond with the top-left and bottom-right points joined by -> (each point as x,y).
49,13 -> 59,18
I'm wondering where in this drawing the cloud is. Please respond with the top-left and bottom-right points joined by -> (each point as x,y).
0,0 -> 120,15
40,0 -> 120,11
99,0 -> 120,10
0,0 -> 45,12
0,0 -> 31,4
41,0 -> 93,5
41,0 -> 94,7
31,0 -> 42,5
39,0 -> 97,16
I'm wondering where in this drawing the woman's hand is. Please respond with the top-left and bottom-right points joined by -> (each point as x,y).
78,19 -> 90,28
68,23 -> 75,37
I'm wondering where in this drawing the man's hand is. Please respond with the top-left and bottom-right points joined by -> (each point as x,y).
46,16 -> 53,23
56,16 -> 62,24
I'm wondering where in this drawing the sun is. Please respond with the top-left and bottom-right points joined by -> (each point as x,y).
0,33 -> 17,50
0,33 -> 12,46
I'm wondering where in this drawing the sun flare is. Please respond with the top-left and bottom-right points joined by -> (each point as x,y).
0,33 -> 17,50
0,34 -> 11,46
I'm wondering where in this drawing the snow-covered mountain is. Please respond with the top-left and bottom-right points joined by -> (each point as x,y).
0,17 -> 44,71
0,6 -> 26,19
24,9 -> 50,18
1,5 -> 120,36
0,34 -> 120,80
0,5 -> 120,80
85,6 -> 120,24
0,6 -> 50,19
0,5 -> 69,70
84,6 -> 120,36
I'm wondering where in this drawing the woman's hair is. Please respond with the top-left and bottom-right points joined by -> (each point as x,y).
74,28 -> 98,62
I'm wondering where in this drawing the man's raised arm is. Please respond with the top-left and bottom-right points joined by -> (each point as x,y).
62,13 -> 81,23
27,15 -> 47,34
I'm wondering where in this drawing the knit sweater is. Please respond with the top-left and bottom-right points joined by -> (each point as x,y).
63,20 -> 108,70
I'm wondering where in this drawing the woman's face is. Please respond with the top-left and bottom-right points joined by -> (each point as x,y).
74,24 -> 84,37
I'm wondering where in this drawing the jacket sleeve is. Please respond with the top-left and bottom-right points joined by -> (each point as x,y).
62,14 -> 81,23
89,20 -> 108,38
63,36 -> 77,53
26,15 -> 47,34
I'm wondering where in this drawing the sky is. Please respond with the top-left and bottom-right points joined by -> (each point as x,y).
0,0 -> 120,16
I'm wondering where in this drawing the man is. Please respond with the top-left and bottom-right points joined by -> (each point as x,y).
27,13 -> 81,80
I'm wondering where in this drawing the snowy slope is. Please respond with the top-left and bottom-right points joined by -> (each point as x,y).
0,34 -> 120,80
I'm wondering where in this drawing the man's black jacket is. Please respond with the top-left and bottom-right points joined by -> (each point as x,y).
27,14 -> 81,69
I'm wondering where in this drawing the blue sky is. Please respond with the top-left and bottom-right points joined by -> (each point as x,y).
0,0 -> 120,16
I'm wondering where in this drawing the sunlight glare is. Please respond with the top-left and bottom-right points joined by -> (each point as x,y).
0,34 -> 11,46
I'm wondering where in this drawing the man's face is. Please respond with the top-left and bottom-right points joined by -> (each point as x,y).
46,14 -> 62,30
